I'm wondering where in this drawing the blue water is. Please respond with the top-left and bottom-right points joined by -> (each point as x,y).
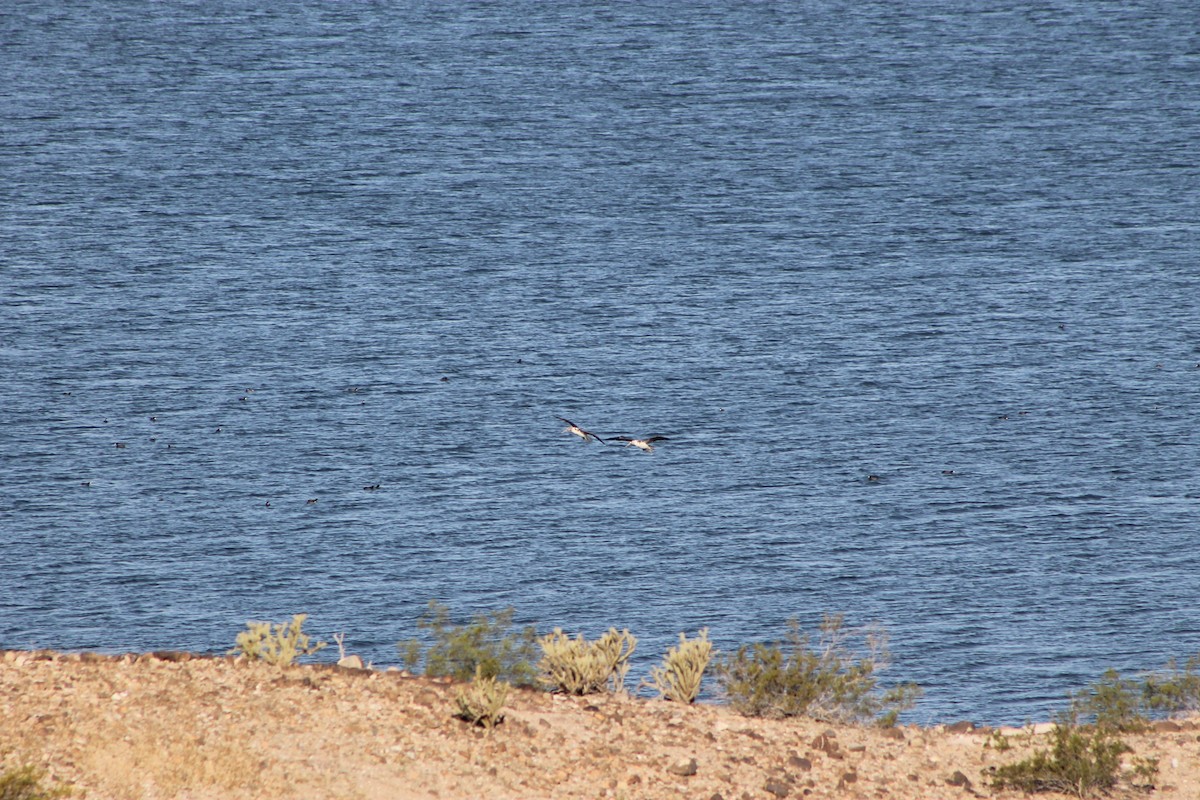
3,1 -> 1199,725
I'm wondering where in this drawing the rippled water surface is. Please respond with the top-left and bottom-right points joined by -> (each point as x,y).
3,1 -> 1199,724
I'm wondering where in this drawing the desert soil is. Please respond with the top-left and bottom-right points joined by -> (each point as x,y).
2,650 -> 1198,800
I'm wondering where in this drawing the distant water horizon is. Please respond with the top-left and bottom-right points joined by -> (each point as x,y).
3,0 -> 1198,725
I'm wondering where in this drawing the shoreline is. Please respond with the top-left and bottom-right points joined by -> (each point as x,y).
3,649 -> 1198,799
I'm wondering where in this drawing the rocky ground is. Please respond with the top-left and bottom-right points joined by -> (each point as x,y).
2,650 -> 1198,800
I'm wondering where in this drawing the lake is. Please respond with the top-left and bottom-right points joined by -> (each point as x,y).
2,0 -> 1198,725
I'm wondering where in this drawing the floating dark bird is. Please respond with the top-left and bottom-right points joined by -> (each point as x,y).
612,435 -> 669,453
363,483 -> 381,491
557,417 -> 606,444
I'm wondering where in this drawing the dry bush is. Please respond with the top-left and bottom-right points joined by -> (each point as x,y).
399,600 -> 539,686
1071,657 -> 1200,732
0,766 -> 70,800
455,666 -> 510,729
716,613 -> 920,725
538,627 -> 638,695
229,613 -> 326,666
644,629 -> 713,703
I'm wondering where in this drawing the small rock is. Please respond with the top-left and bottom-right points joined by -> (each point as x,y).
948,771 -> 972,788
811,733 -> 839,755
837,771 -> 858,790
946,720 -> 976,734
667,757 -> 698,777
1153,720 -> 1182,732
763,779 -> 790,797
787,755 -> 812,771
879,727 -> 905,740
337,655 -> 364,669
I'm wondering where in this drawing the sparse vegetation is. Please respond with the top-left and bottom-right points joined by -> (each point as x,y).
229,613 -> 327,666
1144,654 -> 1200,716
1068,656 -> 1200,732
644,629 -> 713,704
454,666 -> 511,729
0,765 -> 70,800
984,727 -> 1013,752
399,601 -> 539,686
1069,668 -> 1152,732
715,613 -> 920,725
985,659 -> 1196,797
538,627 -> 638,695
988,719 -> 1133,798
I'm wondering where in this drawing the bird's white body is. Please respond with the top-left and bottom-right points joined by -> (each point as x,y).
613,435 -> 669,452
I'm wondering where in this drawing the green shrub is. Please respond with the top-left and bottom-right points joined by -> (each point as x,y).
986,657 -> 1200,797
455,666 -> 511,729
1143,654 -> 1200,717
1069,656 -> 1200,732
1069,668 -> 1151,732
715,613 -> 920,725
644,629 -> 713,704
539,627 -> 638,695
229,613 -> 327,666
399,601 -> 539,686
989,721 -> 1133,798
0,765 -> 70,800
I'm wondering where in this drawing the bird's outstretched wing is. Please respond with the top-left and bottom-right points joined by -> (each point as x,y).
644,436 -> 669,443
558,416 -> 607,443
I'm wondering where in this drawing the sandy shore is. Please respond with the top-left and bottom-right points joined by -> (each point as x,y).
2,650 -> 1197,799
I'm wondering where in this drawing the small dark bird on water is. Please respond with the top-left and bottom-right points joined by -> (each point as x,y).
611,435 -> 669,453
557,417 -> 606,444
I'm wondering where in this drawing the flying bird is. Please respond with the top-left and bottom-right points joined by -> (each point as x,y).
612,435 -> 669,453
557,417 -> 606,444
